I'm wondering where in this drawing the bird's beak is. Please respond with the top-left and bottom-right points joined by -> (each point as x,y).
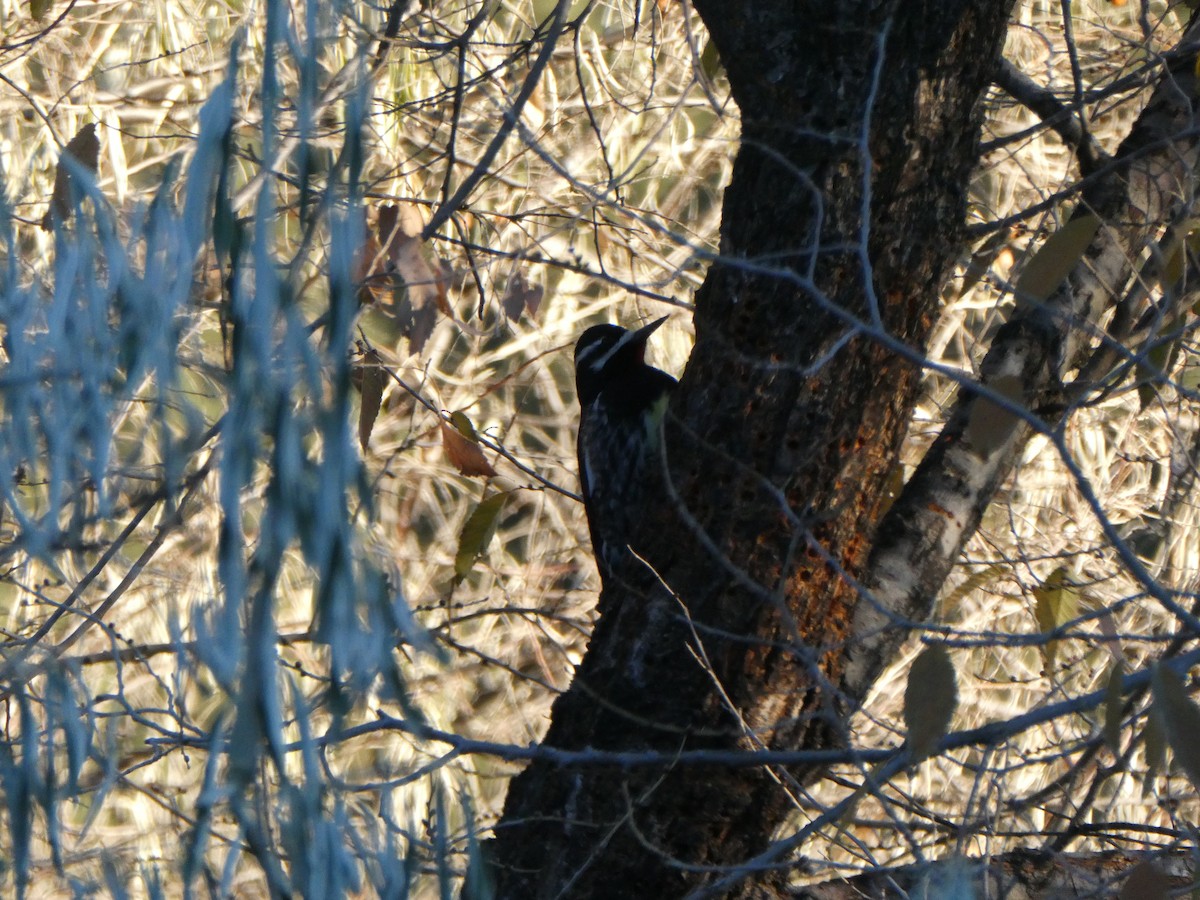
631,315 -> 668,362
634,316 -> 669,341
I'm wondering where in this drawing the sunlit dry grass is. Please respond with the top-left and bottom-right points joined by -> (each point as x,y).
0,0 -> 1193,895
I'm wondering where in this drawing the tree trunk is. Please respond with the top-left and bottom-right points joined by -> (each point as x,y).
489,2 -> 1017,896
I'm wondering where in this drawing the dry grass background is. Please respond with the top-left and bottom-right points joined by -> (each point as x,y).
0,0 -> 1193,895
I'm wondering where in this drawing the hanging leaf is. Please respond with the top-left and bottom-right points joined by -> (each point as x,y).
41,123 -> 101,230
442,412 -> 497,478
874,460 -> 906,520
374,201 -> 451,355
1152,665 -> 1200,791
454,492 -> 507,581
500,272 -> 545,323
1131,223 -> 1200,408
1157,234 -> 1187,291
1032,566 -> 1079,671
1153,219 -> 1200,291
966,374 -> 1025,457
1103,660 -> 1125,756
355,350 -> 387,452
699,38 -> 722,81
1013,212 -> 1100,305
354,226 -> 386,306
1136,336 -> 1181,411
449,410 -> 480,441
1096,609 -> 1123,658
904,644 -> 958,763
1142,707 -> 1166,795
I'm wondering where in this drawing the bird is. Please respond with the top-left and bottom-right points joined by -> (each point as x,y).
573,316 -> 676,581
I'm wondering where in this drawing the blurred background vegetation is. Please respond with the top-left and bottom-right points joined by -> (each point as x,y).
0,0 -> 1194,895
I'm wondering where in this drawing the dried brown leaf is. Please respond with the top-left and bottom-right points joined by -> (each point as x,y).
1097,609 -> 1122,658
375,201 -> 451,355
500,272 -> 545,323
442,412 -> 497,478
354,229 -> 386,306
41,123 -> 100,230
356,350 -> 387,452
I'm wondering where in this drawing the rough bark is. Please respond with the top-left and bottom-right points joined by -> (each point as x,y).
488,2 -> 1016,897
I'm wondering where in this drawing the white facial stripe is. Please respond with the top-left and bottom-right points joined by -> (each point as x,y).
590,329 -> 640,373
576,339 -> 608,369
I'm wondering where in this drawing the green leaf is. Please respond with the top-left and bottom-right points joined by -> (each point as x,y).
1152,665 -> 1200,791
966,374 -> 1024,457
1136,336 -> 1179,411
904,645 -> 958,762
450,410 -> 479,441
1143,709 -> 1166,795
700,39 -> 723,82
1014,212 -> 1100,305
454,493 -> 507,582
1103,660 -> 1125,755
1032,566 -> 1078,671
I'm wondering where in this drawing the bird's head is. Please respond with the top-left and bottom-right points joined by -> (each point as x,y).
574,316 -> 667,405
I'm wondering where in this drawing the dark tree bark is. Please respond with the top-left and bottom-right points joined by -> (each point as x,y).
487,3 -> 1017,897
483,1 -> 1200,893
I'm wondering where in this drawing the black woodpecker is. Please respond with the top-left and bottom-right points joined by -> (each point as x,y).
573,316 -> 676,581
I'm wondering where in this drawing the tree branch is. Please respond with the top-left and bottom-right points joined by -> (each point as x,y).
852,9 -> 1200,704
993,57 -> 1110,174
